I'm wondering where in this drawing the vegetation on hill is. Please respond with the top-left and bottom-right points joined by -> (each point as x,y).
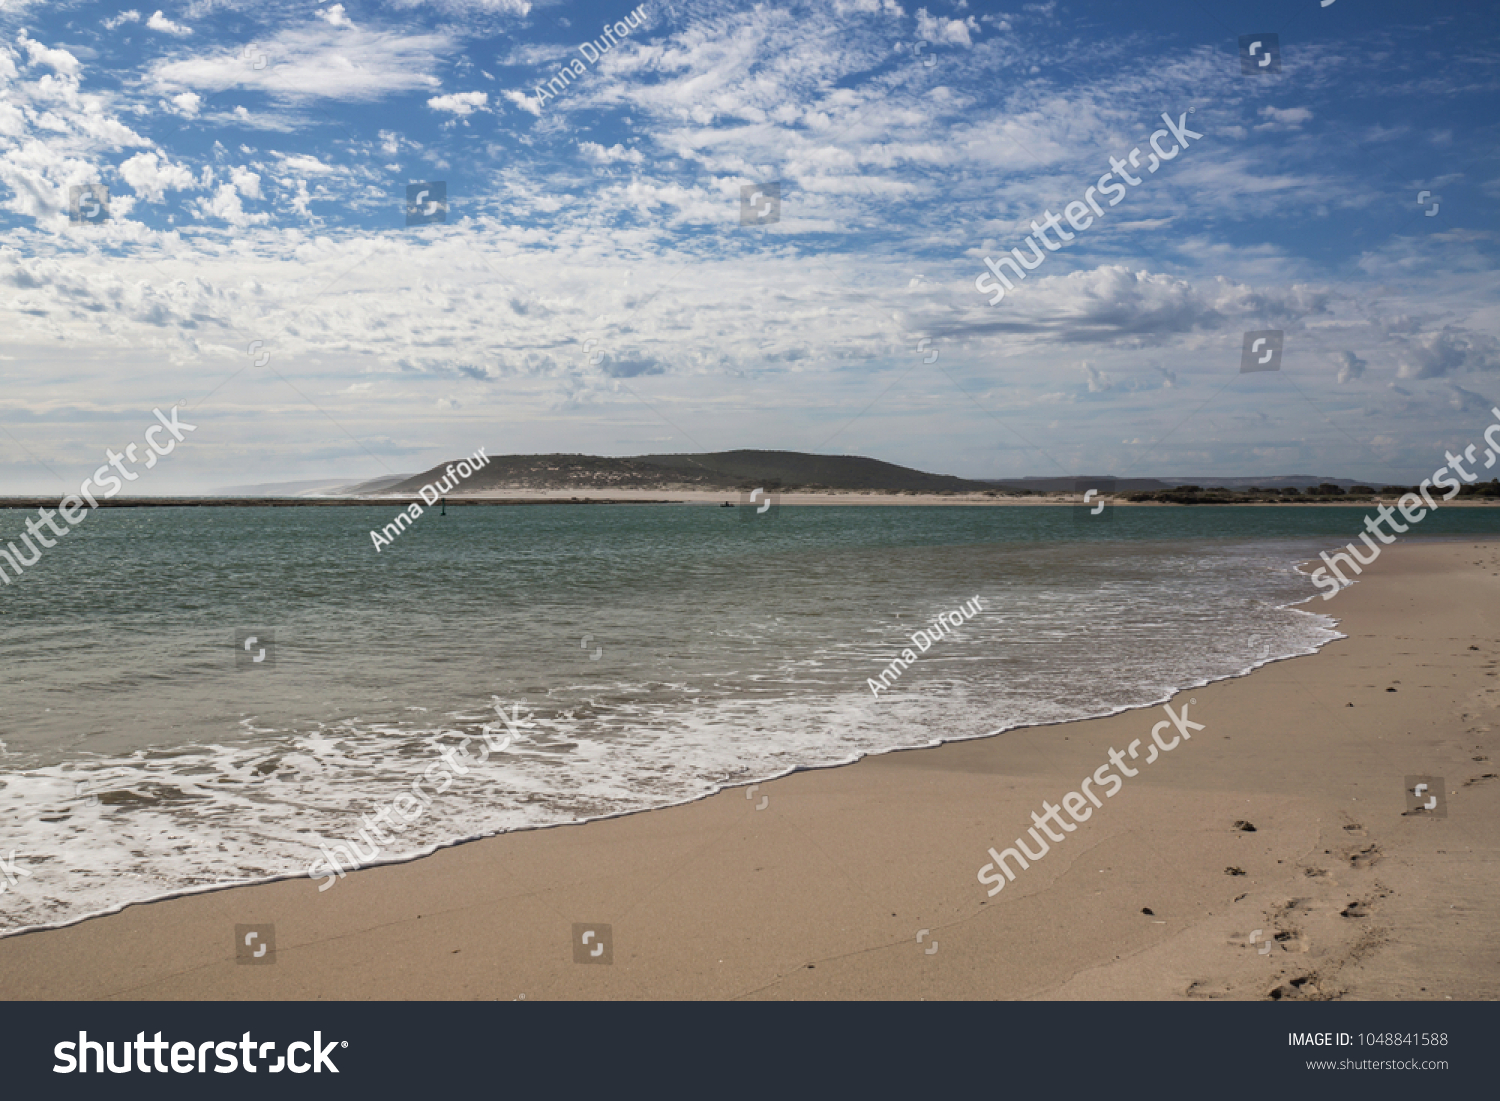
378,450 -> 992,495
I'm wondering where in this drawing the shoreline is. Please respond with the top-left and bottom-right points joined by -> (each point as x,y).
0,592 -> 1337,947
1,539 -> 1496,999
3,492 -> 1498,509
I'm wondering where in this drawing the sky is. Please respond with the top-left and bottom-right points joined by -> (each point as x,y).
1,0 -> 1497,492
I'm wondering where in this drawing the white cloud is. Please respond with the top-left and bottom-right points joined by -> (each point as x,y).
1255,105 -> 1313,131
317,4 -> 354,27
190,181 -> 268,226
833,0 -> 904,14
0,1 -> 1488,487
387,0 -> 533,14
151,24 -> 450,103
119,150 -> 196,202
271,152 -> 342,177
915,7 -> 979,46
502,89 -> 541,116
18,33 -> 82,77
146,10 -> 193,37
286,177 -> 314,217
427,91 -> 489,115
229,165 -> 261,199
103,11 -> 142,29
578,141 -> 643,164
1395,328 -> 1500,380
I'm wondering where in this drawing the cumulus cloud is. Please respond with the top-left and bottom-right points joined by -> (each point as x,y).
0,104 -> 24,138
0,0 -> 1490,487
119,150 -> 196,202
229,165 -> 261,199
501,89 -> 541,116
146,10 -> 192,36
190,181 -> 268,226
317,4 -> 354,27
285,177 -> 315,217
578,141 -> 643,164
18,32 -> 82,77
427,91 -> 488,115
1395,328 -> 1500,379
103,11 -> 142,29
915,7 -> 979,45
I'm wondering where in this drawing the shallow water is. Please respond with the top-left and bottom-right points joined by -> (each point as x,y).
1,503 -> 1496,932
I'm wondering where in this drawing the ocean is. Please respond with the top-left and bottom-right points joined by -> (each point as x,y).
2,502 -> 1496,933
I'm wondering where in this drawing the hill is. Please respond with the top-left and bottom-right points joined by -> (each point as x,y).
631,451 -> 992,492
376,450 -> 993,496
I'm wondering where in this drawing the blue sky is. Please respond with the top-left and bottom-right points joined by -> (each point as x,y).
1,0 -> 1497,490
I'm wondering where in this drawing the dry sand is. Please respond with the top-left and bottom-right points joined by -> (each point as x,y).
2,539 -> 1497,1000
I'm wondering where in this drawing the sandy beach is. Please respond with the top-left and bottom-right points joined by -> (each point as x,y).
2,538 -> 1496,1001
5,490 -> 1497,509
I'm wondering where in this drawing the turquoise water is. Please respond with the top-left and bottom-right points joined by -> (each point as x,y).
1,502 -> 1496,931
